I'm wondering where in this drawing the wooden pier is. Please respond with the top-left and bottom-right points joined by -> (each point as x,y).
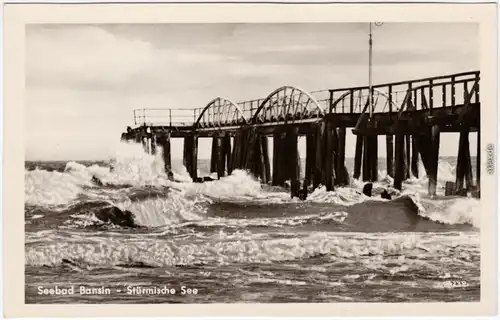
122,71 -> 481,198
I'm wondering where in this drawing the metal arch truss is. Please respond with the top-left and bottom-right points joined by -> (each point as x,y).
195,97 -> 247,128
330,88 -> 400,114
251,86 -> 324,124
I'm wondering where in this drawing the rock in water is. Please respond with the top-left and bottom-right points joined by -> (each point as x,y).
445,181 -> 456,196
362,183 -> 373,197
381,189 -> 392,200
91,175 -> 104,187
94,206 -> 138,228
194,176 -> 216,183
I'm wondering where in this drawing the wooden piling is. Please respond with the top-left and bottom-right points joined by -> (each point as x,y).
464,134 -> 473,191
183,135 -> 194,180
386,135 -> 394,177
261,136 -> 271,184
324,121 -> 335,191
157,132 -> 172,179
362,135 -> 370,182
477,129 -> 480,189
286,126 -> 300,198
394,134 -> 405,190
223,133 -> 233,175
272,132 -> 285,186
192,134 -> 198,181
232,131 -> 243,170
142,136 -> 149,154
335,127 -> 349,186
428,124 -> 441,197
370,135 -> 378,182
150,134 -> 157,155
354,135 -> 363,180
305,131 -> 316,187
210,138 -> 217,173
216,135 -> 225,179
244,128 -> 260,178
405,135 -> 411,179
258,136 -> 267,184
314,123 -> 325,188
455,128 -> 473,192
411,136 -> 419,178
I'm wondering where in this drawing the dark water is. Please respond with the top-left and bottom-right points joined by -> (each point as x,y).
24,149 -> 480,303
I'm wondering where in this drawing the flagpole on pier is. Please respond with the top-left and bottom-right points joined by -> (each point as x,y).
368,22 -> 373,119
368,22 -> 383,119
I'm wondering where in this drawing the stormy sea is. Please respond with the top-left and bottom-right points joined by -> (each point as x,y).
25,142 -> 480,303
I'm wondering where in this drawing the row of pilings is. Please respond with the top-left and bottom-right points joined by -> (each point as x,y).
125,120 -> 480,199
205,122 -> 352,199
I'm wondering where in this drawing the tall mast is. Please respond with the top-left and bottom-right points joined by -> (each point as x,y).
368,22 -> 373,119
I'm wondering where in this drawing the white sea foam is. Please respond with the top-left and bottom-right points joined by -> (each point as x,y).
418,197 -> 480,228
181,169 -> 290,203
25,141 -> 479,228
25,230 -> 479,268
116,191 -> 208,227
25,168 -> 91,206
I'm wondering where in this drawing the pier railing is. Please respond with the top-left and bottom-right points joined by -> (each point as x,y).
133,108 -> 195,127
131,71 -> 479,129
329,71 -> 479,115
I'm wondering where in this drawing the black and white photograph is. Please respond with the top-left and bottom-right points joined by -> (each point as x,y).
22,20 -> 485,306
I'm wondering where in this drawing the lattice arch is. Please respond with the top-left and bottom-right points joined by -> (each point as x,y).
330,88 -> 401,114
195,97 -> 247,128
251,86 -> 324,124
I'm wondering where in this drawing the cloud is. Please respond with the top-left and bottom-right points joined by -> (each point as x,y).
25,23 -> 479,160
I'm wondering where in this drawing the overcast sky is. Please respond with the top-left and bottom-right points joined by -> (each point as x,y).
26,23 -> 479,161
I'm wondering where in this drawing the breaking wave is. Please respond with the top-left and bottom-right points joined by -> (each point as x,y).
25,141 -> 480,231
25,230 -> 479,268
